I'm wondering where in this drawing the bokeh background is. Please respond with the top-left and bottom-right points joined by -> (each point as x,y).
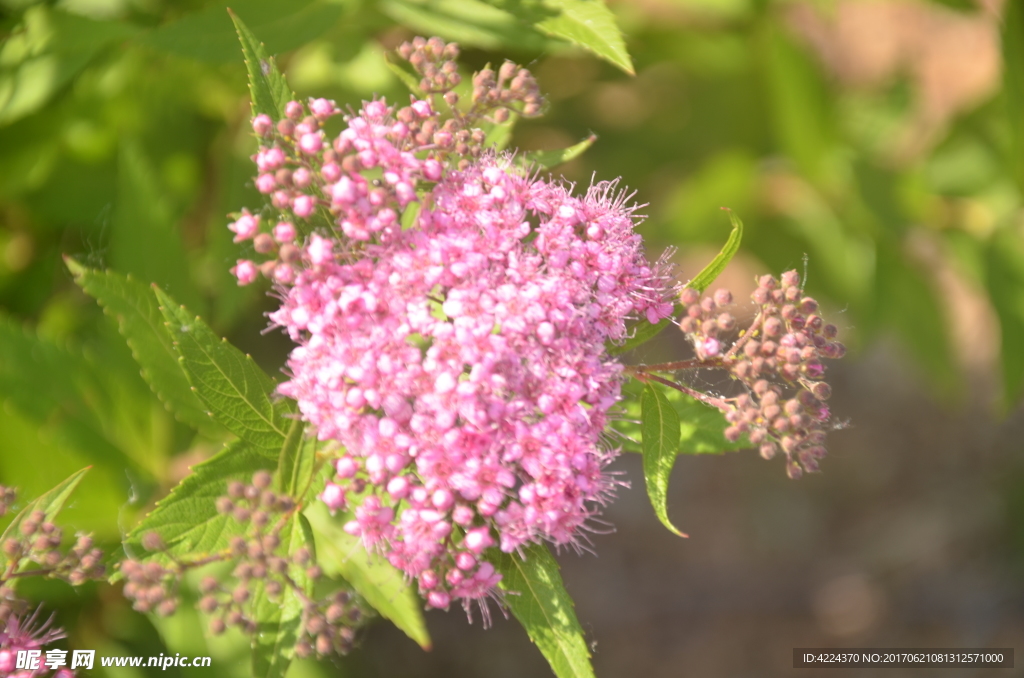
1,0 -> 1022,676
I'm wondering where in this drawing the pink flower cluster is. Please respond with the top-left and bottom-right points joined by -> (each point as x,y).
230,93 -> 675,614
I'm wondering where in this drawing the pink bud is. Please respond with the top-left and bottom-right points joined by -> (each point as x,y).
285,100 -> 304,120
231,260 -> 258,285
293,195 -> 316,218
309,97 -> 336,119
299,133 -> 322,154
252,114 -> 273,136
423,158 -> 443,181
255,173 -> 276,194
229,211 -> 259,242
320,483 -> 345,512
321,162 -> 341,183
306,234 -> 333,265
463,526 -> 493,554
273,221 -> 296,243
426,590 -> 450,609
411,99 -> 432,117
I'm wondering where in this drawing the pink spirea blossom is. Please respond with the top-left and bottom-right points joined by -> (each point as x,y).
0,608 -> 73,678
269,146 -> 674,611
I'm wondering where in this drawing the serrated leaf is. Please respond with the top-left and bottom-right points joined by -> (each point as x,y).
0,468 -> 89,572
522,134 -> 596,170
276,420 -> 317,500
686,209 -> 743,293
67,260 -> 216,434
305,502 -> 431,650
640,383 -> 684,537
230,9 -> 294,120
251,513 -> 312,678
125,440 -> 278,562
492,544 -> 595,678
154,287 -> 293,451
499,0 -> 633,74
609,211 -> 742,356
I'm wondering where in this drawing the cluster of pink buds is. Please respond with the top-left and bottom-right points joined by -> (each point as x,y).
228,37 -> 546,289
677,271 -> 844,478
119,472 -> 366,659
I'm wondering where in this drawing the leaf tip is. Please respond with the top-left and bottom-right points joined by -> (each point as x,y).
63,255 -> 86,278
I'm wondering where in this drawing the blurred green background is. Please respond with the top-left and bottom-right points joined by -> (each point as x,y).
1,0 -> 1022,676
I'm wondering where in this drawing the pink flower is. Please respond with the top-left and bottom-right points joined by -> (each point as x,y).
269,155 -> 675,608
0,607 -> 70,677
231,260 -> 258,285
273,222 -> 296,243
228,210 -> 259,242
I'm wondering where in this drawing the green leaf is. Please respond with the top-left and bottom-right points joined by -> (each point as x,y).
985,226 -> 1024,407
492,544 -> 594,678
142,0 -> 344,65
486,0 -> 633,74
109,141 -> 203,314
67,260 -> 216,434
676,393 -> 749,455
640,383 -> 684,537
0,314 -> 138,472
523,134 -> 596,170
276,420 -> 317,500
154,287 -> 293,451
616,379 -> 747,456
250,513 -> 312,678
1002,0 -> 1024,192
230,9 -> 294,120
305,502 -> 431,650
760,21 -> 834,180
685,208 -> 743,293
125,440 -> 278,562
383,52 -> 424,95
0,8 -> 138,125
609,210 -> 742,356
380,0 -> 552,52
0,468 -> 90,572
874,242 -> 957,398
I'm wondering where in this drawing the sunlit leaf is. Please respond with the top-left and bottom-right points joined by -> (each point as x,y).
523,134 -> 596,170
276,420 -> 318,500
230,9 -> 295,120
485,0 -> 633,74
124,440 -> 278,563
492,544 -> 595,678
155,287 -> 293,452
685,208 -> 743,293
251,514 -> 313,678
67,261 -> 216,434
640,383 -> 684,536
